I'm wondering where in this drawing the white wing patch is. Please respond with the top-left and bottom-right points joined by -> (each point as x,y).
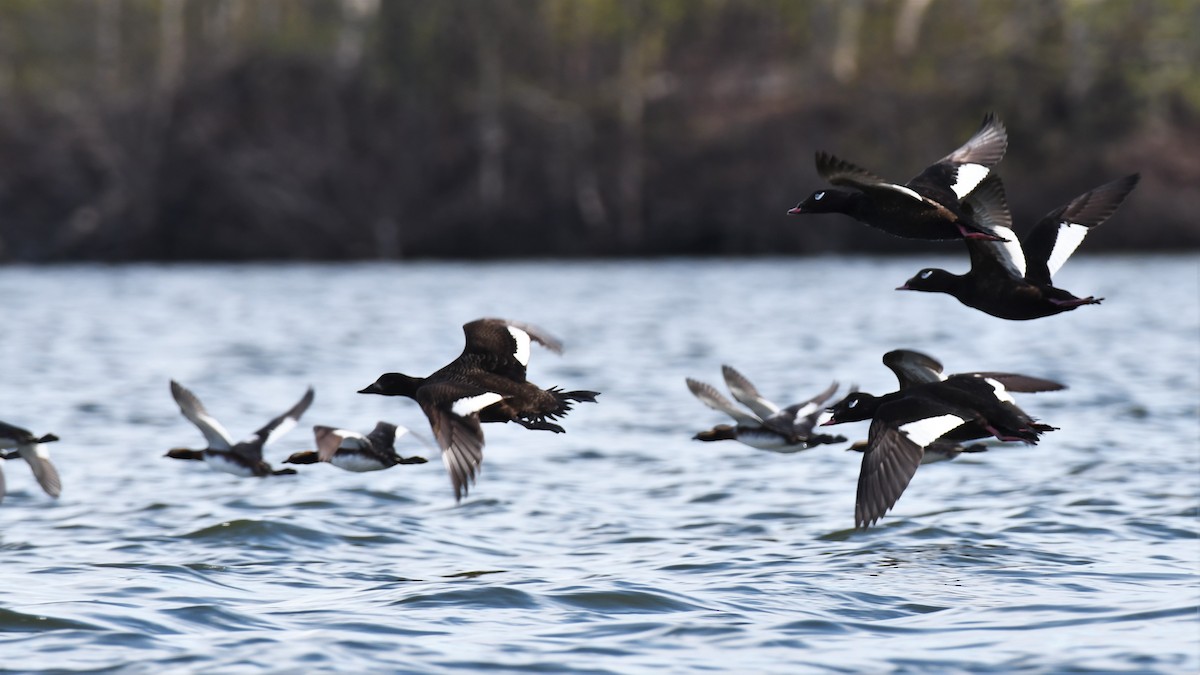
983,378 -> 1016,404
987,227 -> 1027,278
880,183 -> 925,202
257,416 -> 301,448
1045,222 -> 1090,279
507,326 -> 532,366
899,414 -> 966,447
451,392 -> 504,417
950,163 -> 990,199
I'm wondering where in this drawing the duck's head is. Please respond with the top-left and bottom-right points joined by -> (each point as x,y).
164,448 -> 205,461
823,392 -> 880,425
897,268 -> 956,293
282,451 -> 320,465
788,189 -> 854,215
358,373 -> 422,397
693,425 -> 738,442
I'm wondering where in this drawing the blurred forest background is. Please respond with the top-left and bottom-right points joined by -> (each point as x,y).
0,0 -> 1196,261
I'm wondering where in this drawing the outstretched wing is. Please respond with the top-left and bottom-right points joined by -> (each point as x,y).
686,378 -> 762,426
962,174 -> 1025,279
461,318 -> 565,382
721,365 -> 781,419
779,381 -> 841,437
910,112 -> 1008,201
235,387 -> 315,459
170,380 -> 234,450
1022,174 -> 1139,285
816,152 -> 928,204
883,349 -> 946,388
855,407 -> 969,528
964,372 -> 1066,393
313,425 -> 367,462
17,443 -> 61,498
418,382 -> 503,502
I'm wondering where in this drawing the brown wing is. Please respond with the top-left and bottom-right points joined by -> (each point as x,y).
855,418 -> 926,529
417,381 -> 499,502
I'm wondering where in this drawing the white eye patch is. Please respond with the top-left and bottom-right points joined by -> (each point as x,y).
814,191 -> 825,201
920,270 -> 933,279
848,398 -> 859,409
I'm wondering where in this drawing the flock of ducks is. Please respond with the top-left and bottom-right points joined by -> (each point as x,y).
1,113 -> 1137,529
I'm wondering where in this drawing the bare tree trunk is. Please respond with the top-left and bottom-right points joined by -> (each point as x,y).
831,0 -> 864,83
618,23 -> 645,250
476,20 -> 504,212
894,0 -> 933,56
336,0 -> 379,74
96,0 -> 121,95
157,0 -> 185,98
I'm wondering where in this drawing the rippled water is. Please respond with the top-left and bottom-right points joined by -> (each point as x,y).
1,257 -> 1197,673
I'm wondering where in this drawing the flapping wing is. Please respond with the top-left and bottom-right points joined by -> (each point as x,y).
855,406 -> 969,528
815,152 -> 929,204
781,381 -> 842,436
1022,174 -> 1139,285
962,175 -> 1025,279
965,372 -> 1066,393
686,378 -> 762,426
170,380 -> 234,450
910,112 -> 1008,201
418,382 -> 503,502
721,365 -> 781,419
234,387 -> 315,461
883,349 -> 946,388
17,444 -> 61,498
314,425 -> 366,462
462,318 -> 565,382
365,421 -> 404,452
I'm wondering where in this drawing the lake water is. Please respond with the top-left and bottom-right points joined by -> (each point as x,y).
1,256 -> 1197,673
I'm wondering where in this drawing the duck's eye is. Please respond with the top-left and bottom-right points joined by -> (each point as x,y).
814,191 -> 825,201
920,270 -> 933,280
848,398 -> 859,409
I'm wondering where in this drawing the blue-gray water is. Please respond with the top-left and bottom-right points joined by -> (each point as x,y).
1,257 -> 1197,673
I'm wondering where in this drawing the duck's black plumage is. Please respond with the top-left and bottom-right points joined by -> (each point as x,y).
898,173 -> 1139,319
359,318 -> 599,502
166,380 -> 311,477
788,113 -> 1009,241
0,421 -> 62,502
824,350 -> 1060,528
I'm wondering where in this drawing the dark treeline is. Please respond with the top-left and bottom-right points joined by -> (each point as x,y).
0,0 -> 1197,262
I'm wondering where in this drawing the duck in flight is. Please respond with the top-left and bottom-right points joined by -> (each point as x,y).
823,350 -> 1061,528
0,421 -> 62,502
788,113 -> 1009,241
283,422 -> 429,472
686,365 -> 845,453
897,173 -> 1139,319
358,318 -> 599,502
166,380 -> 313,477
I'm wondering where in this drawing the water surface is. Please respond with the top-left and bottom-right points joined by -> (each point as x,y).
0,257 -> 1197,672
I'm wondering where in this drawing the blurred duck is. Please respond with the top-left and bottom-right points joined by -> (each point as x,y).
284,422 -> 429,472
0,421 -> 62,502
166,380 -> 312,477
687,365 -> 845,453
